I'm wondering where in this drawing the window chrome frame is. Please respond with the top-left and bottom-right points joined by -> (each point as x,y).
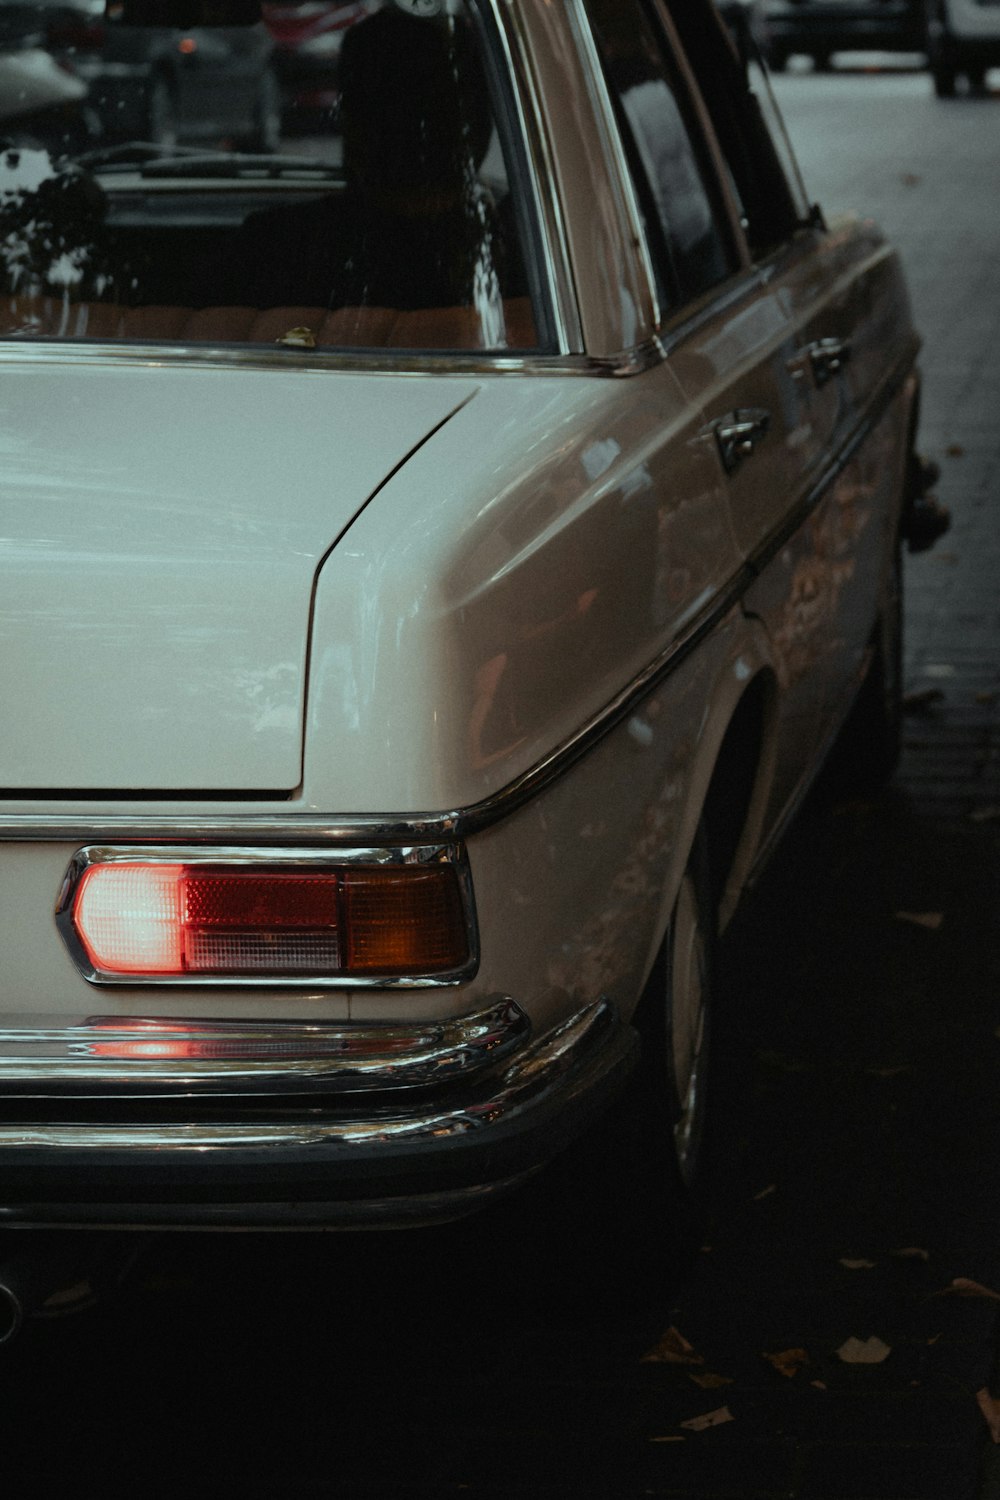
478,0 -> 583,354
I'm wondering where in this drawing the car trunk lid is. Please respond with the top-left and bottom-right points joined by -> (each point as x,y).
0,357 -> 473,793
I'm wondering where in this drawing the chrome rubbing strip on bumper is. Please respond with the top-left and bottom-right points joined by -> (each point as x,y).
0,997 -> 621,1152
0,997 -> 528,1096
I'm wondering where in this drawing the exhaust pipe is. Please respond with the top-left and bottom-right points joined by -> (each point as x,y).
0,1232 -> 139,1345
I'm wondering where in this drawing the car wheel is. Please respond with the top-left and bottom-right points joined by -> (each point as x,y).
829,540 -> 903,792
813,52 -> 833,72
503,830 -> 716,1305
146,74 -> 179,148
634,829 -> 713,1195
966,65 -> 986,93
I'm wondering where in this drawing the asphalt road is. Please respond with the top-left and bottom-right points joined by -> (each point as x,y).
3,67 -> 1000,1500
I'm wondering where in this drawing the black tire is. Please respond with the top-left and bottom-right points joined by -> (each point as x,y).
812,53 -> 833,73
633,826 -> 713,1197
829,541 -> 903,792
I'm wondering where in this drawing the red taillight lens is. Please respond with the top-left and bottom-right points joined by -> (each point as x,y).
71,861 -> 469,980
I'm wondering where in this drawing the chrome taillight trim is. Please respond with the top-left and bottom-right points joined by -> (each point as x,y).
0,996 -> 524,1095
55,843 -> 479,988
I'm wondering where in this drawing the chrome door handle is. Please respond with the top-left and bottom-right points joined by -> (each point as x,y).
710,407 -> 771,474
789,337 -> 852,388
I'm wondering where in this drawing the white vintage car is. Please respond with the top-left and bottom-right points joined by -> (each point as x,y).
0,0 -> 934,1257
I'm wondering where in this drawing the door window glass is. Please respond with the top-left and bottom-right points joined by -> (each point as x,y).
582,0 -> 737,315
666,1 -> 810,258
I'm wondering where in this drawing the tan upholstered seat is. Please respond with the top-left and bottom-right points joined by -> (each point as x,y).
0,296 -> 538,351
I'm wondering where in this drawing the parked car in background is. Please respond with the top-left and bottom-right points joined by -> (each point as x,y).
0,0 -> 941,1322
923,0 -> 1000,95
261,0 -> 376,130
32,0 -> 281,149
762,0 -> 924,69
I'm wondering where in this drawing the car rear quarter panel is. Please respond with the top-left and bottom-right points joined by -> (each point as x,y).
304,366 -> 740,815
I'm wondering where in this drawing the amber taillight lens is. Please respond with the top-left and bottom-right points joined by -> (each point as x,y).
70,861 -> 469,980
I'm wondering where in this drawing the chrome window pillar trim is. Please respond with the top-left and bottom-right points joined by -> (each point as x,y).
481,0 -> 582,354
0,341 -> 917,853
0,996 -> 526,1095
55,843 -> 479,989
563,0 -> 662,336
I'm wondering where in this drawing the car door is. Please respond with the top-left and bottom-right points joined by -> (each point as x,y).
664,3 -> 916,805
582,0 -> 835,825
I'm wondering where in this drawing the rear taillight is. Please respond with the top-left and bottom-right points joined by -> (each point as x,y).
60,849 -> 473,984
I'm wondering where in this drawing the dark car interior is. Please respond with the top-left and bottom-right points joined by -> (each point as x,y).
0,3 -> 540,350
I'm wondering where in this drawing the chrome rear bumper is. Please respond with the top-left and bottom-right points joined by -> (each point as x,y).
0,998 -> 528,1095
0,998 -> 637,1229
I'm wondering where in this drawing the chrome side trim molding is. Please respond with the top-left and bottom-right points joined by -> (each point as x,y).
0,996 -> 526,1095
0,568 -> 751,847
0,339 -> 661,379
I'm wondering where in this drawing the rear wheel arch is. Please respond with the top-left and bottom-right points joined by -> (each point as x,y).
699,669 -> 776,934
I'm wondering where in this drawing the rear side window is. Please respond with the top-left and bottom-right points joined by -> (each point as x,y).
665,0 -> 809,258
0,0 -> 541,352
581,0 -> 738,316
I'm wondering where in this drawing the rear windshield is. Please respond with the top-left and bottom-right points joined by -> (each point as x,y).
0,0 -> 541,352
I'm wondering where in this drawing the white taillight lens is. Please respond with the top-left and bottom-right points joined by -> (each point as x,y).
68,859 -> 470,981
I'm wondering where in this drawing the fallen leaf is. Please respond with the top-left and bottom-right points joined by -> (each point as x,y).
978,1389 -> 1000,1444
837,1336 -> 892,1365
946,443 -> 965,457
895,911 -> 944,931
971,806 -> 1000,824
892,1247 -> 930,1262
641,1326 -> 705,1366
901,172 -> 921,186
690,1371 -> 734,1390
753,1183 -> 777,1201
649,1436 -> 686,1444
763,1348 -> 809,1378
928,1334 -> 943,1346
840,1258 -> 877,1270
811,1380 -> 828,1391
937,1277 -> 1000,1302
680,1406 -> 734,1432
975,691 -> 999,706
